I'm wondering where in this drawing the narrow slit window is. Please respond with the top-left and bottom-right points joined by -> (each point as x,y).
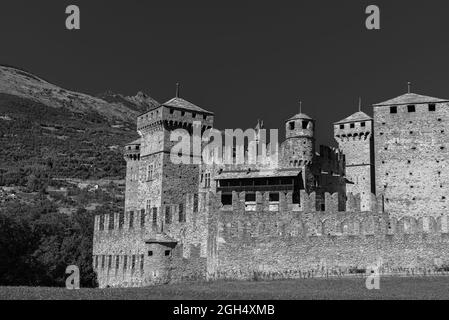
129,211 -> 134,229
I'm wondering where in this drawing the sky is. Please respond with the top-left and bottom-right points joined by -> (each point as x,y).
1,0 -> 449,147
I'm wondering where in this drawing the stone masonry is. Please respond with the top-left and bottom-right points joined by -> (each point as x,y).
93,90 -> 449,288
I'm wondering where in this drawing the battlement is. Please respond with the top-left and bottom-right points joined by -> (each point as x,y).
218,208 -> 449,240
216,190 -> 382,213
137,104 -> 213,134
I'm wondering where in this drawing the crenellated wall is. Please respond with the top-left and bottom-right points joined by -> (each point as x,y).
209,190 -> 449,280
93,189 -> 449,287
93,192 -> 216,288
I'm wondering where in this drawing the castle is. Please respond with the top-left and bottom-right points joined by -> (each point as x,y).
93,90 -> 449,288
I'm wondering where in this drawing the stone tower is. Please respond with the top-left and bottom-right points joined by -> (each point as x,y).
280,112 -> 316,195
282,112 -> 315,167
334,111 -> 375,211
372,92 -> 449,218
125,96 -> 214,220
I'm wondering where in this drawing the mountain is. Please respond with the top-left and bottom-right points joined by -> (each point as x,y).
0,65 -> 159,184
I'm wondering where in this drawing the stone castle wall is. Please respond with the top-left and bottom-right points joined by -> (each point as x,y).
93,188 -> 449,287
209,191 -> 449,280
93,193 -> 214,288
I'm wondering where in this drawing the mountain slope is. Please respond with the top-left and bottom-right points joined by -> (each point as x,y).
0,65 -> 158,183
0,65 -> 159,122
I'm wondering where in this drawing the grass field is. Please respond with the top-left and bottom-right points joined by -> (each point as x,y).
2,276 -> 449,300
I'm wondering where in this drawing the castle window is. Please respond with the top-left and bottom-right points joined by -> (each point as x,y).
116,256 -> 120,270
203,114 -> 207,120
269,192 -> 280,202
165,206 -> 171,224
320,204 -> 325,211
95,256 -> 99,269
108,213 -> 115,230
407,105 -> 416,112
181,111 -> 185,116
119,212 -> 124,230
204,173 -> 211,188
129,211 -> 134,229
390,106 -> 397,114
350,123 -> 355,129
339,124 -> 344,129
123,256 -> 128,270
131,255 -> 136,271
148,251 -> 153,257
140,209 -> 145,228
192,113 -> 196,118
289,122 -> 295,130
152,208 -> 158,227
101,255 -> 105,269
99,215 -> 105,231
179,203 -> 185,222
165,250 -> 171,257
170,108 -> 174,114
361,122 -> 366,127
193,194 -> 199,212
429,104 -> 436,111
302,120 -> 309,129
147,164 -> 154,181
140,254 -> 144,271
108,255 -> 112,269
221,193 -> 232,205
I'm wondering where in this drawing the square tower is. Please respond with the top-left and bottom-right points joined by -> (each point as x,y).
126,97 -> 214,219
372,92 -> 449,218
334,111 -> 375,211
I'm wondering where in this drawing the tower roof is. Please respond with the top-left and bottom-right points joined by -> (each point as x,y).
162,97 -> 214,114
335,111 -> 372,125
373,93 -> 449,107
126,138 -> 142,145
287,113 -> 313,121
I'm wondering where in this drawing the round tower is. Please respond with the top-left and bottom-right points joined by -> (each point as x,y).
283,112 -> 315,167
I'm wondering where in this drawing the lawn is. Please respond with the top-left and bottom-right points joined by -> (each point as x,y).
1,276 -> 449,300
